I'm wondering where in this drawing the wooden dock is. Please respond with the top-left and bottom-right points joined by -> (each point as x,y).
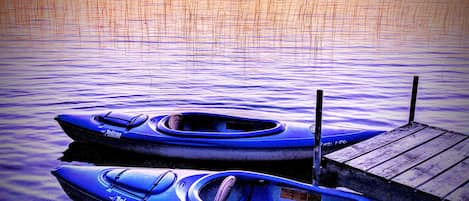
322,122 -> 468,201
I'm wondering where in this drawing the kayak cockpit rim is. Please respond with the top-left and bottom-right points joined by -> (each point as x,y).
156,112 -> 285,138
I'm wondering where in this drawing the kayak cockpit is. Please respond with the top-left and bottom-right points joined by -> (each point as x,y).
156,112 -> 285,138
190,171 -> 363,201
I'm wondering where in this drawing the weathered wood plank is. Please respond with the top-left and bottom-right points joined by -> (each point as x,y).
418,158 -> 469,198
392,138 -> 469,188
325,123 -> 427,163
368,133 -> 466,179
322,159 -> 442,201
444,182 -> 469,201
345,127 -> 445,171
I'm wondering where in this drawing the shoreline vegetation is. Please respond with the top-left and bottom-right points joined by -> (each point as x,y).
0,0 -> 468,47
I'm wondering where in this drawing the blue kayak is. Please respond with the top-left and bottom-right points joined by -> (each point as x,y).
52,165 -> 370,201
55,111 -> 383,160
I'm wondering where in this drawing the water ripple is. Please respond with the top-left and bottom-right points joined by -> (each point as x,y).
0,1 -> 468,200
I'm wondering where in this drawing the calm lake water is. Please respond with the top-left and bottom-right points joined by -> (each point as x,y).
0,0 -> 468,200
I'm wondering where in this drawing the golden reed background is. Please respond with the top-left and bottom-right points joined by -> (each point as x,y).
0,0 -> 468,46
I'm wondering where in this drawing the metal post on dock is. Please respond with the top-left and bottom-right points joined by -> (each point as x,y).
313,89 -> 323,186
408,76 -> 419,124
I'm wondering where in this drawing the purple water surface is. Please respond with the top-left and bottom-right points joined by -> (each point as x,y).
0,1 -> 468,200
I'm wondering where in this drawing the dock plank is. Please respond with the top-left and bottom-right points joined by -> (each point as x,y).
346,127 -> 445,171
445,182 -> 469,201
392,138 -> 469,188
417,158 -> 469,198
325,123 -> 427,163
368,132 -> 466,179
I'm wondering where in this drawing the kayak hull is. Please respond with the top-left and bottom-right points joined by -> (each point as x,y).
55,111 -> 384,161
55,176 -> 102,201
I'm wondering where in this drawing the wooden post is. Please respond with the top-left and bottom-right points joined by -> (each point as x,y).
313,89 -> 323,186
408,76 -> 419,124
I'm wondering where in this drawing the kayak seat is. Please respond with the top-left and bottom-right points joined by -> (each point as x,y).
95,111 -> 148,130
199,176 -> 245,201
214,176 -> 236,201
168,114 -> 184,130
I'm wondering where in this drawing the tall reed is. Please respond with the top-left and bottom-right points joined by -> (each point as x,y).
0,0 -> 467,47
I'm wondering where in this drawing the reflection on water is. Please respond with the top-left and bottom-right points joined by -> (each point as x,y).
61,142 -> 312,180
0,0 -> 468,200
